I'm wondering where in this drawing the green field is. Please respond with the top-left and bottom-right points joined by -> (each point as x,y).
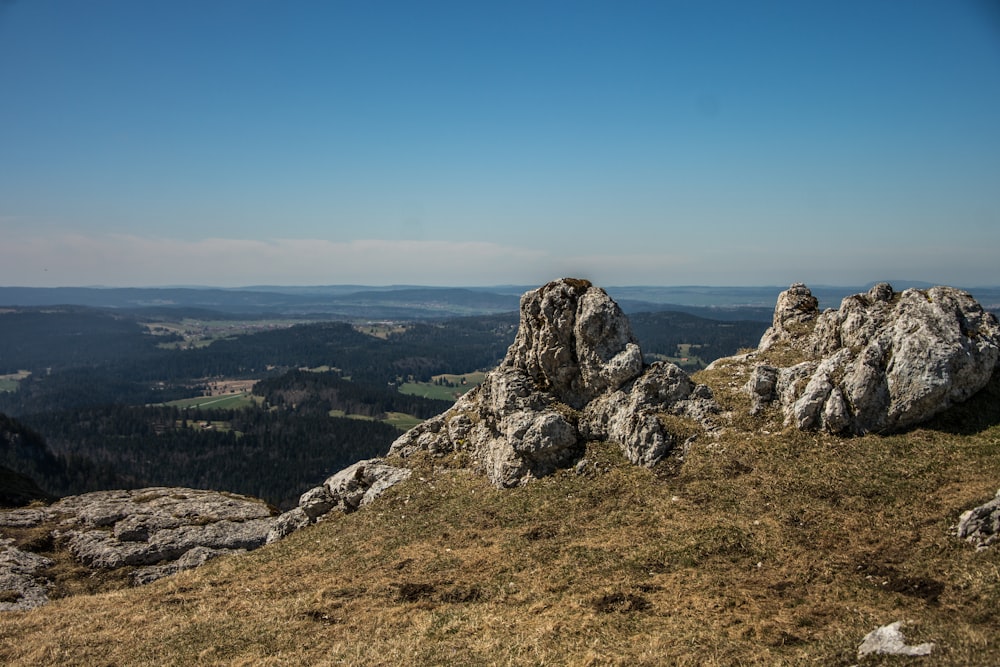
354,322 -> 408,339
330,409 -> 424,432
163,392 -> 259,411
384,412 -> 424,431
0,370 -> 30,393
399,371 -> 485,401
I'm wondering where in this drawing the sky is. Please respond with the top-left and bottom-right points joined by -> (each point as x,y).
1,0 -> 998,288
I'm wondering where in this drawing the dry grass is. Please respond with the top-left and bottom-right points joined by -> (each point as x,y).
3,378 -> 1000,665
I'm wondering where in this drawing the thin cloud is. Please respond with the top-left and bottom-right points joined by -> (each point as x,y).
0,234 -> 553,287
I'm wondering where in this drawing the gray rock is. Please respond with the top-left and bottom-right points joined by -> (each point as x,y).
758,282 -> 820,351
298,485 -> 337,520
857,621 -> 935,657
267,458 -> 413,541
64,490 -> 276,569
0,507 -> 54,528
266,507 -> 311,544
746,283 -> 1000,434
0,487 -> 281,611
956,490 -> 1000,550
502,278 -> 643,409
0,538 -> 53,611
132,546 -> 243,585
389,278 -> 719,486
325,458 -> 413,511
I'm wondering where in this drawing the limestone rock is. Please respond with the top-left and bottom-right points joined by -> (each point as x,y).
956,490 -> 1000,550
389,278 -> 719,487
857,621 -> 935,657
745,283 -> 1000,434
57,488 -> 276,572
324,459 -> 412,511
267,458 -> 412,542
758,282 -> 820,351
266,507 -> 311,544
0,538 -> 53,611
68,517 -> 276,570
0,487 -> 281,607
582,362 -> 717,467
132,546 -> 243,586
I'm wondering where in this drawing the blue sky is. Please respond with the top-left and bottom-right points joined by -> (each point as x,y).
1,0 -> 998,288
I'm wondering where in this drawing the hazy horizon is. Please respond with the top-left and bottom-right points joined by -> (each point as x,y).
2,1 -> 998,288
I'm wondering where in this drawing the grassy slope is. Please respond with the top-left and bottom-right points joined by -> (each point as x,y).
2,375 -> 1000,665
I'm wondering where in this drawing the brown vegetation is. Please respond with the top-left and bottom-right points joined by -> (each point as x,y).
2,375 -> 1000,665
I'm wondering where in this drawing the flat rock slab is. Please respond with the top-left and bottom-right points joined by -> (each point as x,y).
0,538 -> 53,612
0,487 -> 280,610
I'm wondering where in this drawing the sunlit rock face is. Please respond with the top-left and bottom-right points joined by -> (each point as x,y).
746,282 -> 1000,434
390,278 -> 718,487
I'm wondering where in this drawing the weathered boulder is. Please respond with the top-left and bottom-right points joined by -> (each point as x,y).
745,283 -> 1000,434
132,545 -> 243,586
389,278 -> 718,487
956,490 -> 1000,550
267,458 -> 412,543
324,459 -> 413,511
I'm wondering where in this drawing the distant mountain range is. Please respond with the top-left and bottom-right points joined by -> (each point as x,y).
1,282 -> 997,321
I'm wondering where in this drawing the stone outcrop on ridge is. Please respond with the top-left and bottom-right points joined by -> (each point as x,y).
0,460 -> 414,610
744,282 -> 1000,434
389,278 -> 719,487
0,487 -> 279,610
267,458 -> 411,543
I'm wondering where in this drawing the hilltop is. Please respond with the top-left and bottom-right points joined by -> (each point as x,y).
2,279 -> 1000,665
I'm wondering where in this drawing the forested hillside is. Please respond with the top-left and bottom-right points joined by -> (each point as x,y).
21,405 -> 398,509
254,370 -> 453,419
629,311 -> 766,367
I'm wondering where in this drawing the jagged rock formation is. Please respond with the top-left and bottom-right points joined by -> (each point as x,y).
267,458 -> 411,543
744,283 -> 1000,434
389,278 -> 719,487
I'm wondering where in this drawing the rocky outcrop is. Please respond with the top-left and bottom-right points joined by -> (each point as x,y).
267,458 -> 411,543
0,487 -> 279,609
0,464 -> 414,609
745,283 -> 1000,434
389,278 -> 719,487
0,538 -> 53,611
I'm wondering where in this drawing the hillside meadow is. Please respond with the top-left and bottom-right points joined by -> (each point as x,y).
1,372 -> 999,665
